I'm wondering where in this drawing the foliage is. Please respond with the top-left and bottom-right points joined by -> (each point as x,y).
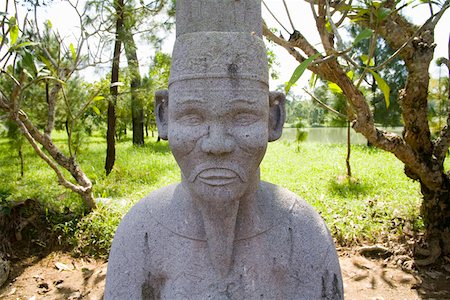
263,0 -> 450,255
428,76 -> 449,136
0,133 -> 422,255
347,25 -> 405,127
0,0 -> 108,210
284,89 -> 327,127
293,118 -> 308,150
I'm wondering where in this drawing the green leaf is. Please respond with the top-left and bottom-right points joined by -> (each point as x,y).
37,68 -> 51,77
309,72 -> 318,89
346,70 -> 354,80
376,7 -> 391,21
285,53 -> 320,94
353,29 -> 373,45
46,20 -> 52,29
93,95 -> 105,101
371,1 -> 382,8
37,54 -> 54,73
9,16 -> 18,46
92,105 -> 101,115
328,82 -> 343,94
325,21 -> 332,34
22,51 -> 37,75
360,54 -> 375,66
22,68 -> 34,79
368,69 -> 390,108
12,41 -> 38,50
70,43 -> 77,62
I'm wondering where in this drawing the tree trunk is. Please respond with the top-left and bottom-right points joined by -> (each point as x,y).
346,121 -> 351,178
262,1 -> 450,259
123,28 -> 144,146
105,0 -> 124,175
420,175 -> 450,233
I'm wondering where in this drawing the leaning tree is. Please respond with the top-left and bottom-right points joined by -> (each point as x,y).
0,0 -> 110,211
263,0 -> 450,263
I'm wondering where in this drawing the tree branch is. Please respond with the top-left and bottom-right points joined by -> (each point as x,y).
303,88 -> 347,119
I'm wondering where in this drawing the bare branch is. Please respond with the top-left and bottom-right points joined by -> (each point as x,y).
262,1 -> 290,34
316,0 -> 335,55
325,0 -> 345,50
0,91 -> 10,110
282,0 -> 295,32
288,30 -> 320,57
373,5 -> 449,71
263,22 -> 307,63
303,88 -> 347,119
15,115 -> 88,194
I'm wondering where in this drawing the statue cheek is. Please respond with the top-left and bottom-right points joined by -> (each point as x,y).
232,124 -> 268,155
169,125 -> 207,156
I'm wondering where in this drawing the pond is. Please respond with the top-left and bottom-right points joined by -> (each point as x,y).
281,127 -> 403,144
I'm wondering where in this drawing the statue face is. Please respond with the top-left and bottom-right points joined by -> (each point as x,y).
168,78 -> 269,203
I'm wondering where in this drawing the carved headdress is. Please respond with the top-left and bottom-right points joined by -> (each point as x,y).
168,0 -> 269,87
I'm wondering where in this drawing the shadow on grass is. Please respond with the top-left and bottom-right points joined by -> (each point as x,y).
327,176 -> 374,198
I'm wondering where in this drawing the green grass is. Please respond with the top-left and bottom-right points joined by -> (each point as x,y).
0,133 -> 422,256
261,141 -> 421,245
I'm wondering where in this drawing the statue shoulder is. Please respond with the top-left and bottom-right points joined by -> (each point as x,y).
105,184 -> 180,298
260,181 -> 324,225
110,183 -> 179,247
260,181 -> 336,250
260,182 -> 343,298
124,183 -> 178,223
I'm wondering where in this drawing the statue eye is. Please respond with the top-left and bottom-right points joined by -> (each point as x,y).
178,114 -> 203,126
234,113 -> 259,126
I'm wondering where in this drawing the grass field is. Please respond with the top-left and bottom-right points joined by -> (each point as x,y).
0,132 -> 422,256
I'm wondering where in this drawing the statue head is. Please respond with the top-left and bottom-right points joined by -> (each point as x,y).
155,1 -> 285,204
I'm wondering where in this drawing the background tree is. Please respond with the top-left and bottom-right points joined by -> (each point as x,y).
85,0 -> 174,174
105,0 -> 124,175
348,24 -> 406,127
0,0 -> 109,211
263,0 -> 450,262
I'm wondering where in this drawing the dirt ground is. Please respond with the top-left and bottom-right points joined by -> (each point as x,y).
0,250 -> 449,300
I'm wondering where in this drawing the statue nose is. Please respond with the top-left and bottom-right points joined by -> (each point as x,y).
201,124 -> 235,155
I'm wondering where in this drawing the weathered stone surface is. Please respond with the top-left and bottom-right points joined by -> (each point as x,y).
105,0 -> 343,298
175,0 -> 262,37
169,32 -> 268,86
0,256 -> 10,288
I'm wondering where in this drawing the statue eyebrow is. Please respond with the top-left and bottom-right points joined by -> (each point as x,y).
176,98 -> 207,104
230,99 -> 257,105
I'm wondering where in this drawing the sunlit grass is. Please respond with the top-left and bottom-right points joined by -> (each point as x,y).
0,133 -> 422,256
261,141 -> 422,245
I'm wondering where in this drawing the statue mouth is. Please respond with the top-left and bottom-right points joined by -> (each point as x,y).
188,163 -> 247,184
197,168 -> 239,186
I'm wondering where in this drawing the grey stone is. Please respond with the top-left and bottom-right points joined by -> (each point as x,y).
105,0 -> 343,298
0,256 -> 9,288
175,0 -> 262,37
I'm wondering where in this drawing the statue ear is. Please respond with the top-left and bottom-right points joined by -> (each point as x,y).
155,89 -> 169,140
268,91 -> 286,142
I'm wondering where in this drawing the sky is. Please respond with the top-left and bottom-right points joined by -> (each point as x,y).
9,0 -> 450,95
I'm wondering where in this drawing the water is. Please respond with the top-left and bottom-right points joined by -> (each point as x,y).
281,127 -> 403,144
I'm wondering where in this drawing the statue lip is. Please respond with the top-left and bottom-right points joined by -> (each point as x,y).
188,163 -> 247,184
197,168 -> 239,186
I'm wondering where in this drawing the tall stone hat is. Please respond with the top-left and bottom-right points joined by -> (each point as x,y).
168,0 -> 269,87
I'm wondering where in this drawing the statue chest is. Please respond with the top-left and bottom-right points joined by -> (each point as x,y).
146,227 -> 324,299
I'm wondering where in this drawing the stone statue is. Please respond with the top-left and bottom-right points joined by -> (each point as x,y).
105,1 -> 343,299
